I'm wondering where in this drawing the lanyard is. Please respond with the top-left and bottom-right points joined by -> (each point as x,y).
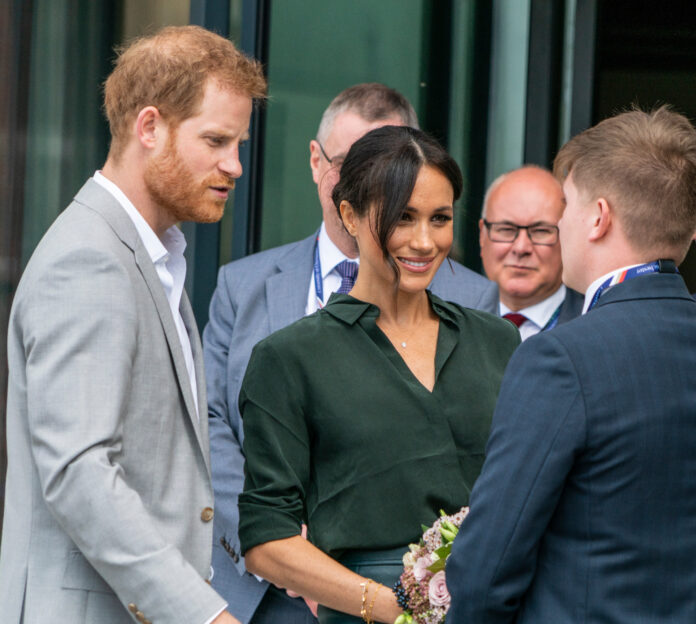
586,259 -> 677,312
542,302 -> 563,331
313,237 -> 324,309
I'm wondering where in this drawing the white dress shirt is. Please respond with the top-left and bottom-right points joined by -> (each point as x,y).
93,172 -> 199,420
500,284 -> 567,341
305,221 -> 359,315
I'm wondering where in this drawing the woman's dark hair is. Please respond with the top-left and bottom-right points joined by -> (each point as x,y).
331,125 -> 463,282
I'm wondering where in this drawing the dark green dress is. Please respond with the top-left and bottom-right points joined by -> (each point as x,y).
238,292 -> 519,623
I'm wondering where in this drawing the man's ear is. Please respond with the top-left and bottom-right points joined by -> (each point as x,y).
135,106 -> 162,150
588,197 -> 612,242
309,140 -> 322,185
339,200 -> 357,236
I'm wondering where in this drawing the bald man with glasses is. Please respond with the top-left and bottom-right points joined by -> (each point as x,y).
479,165 -> 583,340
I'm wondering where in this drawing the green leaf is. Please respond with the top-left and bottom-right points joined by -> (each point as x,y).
434,544 -> 451,559
440,528 -> 457,543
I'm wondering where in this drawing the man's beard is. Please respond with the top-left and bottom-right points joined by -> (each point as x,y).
144,131 -> 233,225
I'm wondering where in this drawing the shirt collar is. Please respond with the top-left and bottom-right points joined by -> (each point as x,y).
318,221 -> 358,277
582,263 -> 644,314
323,290 -> 460,326
93,171 -> 186,264
499,284 -> 566,329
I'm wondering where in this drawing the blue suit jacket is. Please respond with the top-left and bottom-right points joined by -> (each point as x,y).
446,272 -> 696,623
202,232 -> 498,622
556,287 -> 583,325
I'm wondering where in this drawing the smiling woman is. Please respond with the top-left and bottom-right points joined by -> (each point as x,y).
237,126 -> 520,623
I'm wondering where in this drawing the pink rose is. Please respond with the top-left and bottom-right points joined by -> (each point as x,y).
428,571 -> 450,608
413,554 -> 433,582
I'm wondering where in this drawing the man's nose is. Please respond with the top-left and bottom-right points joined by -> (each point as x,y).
510,227 -> 534,254
219,148 -> 243,179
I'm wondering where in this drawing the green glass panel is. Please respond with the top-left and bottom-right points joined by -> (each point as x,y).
259,0 -> 426,250
218,0 -> 244,267
485,0 -> 530,186
21,0 -> 190,268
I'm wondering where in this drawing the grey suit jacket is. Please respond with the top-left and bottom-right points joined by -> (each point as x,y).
202,231 -> 498,622
0,180 -> 226,623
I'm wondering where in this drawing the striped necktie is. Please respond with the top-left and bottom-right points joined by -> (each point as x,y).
335,261 -> 358,294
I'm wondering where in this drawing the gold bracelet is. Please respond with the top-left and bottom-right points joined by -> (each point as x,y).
360,579 -> 373,622
366,584 -> 381,624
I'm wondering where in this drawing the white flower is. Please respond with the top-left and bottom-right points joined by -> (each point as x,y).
413,553 -> 433,582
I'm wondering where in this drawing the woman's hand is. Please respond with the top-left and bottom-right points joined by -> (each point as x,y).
246,535 -> 402,623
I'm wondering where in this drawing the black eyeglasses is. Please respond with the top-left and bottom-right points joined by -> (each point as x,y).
483,220 -> 559,245
316,140 -> 346,168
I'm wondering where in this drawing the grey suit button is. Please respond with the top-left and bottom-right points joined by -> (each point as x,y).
201,506 -> 214,522
128,603 -> 138,614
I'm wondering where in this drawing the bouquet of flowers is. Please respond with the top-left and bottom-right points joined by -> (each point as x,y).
392,507 -> 469,624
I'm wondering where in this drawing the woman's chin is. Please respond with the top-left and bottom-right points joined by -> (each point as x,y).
397,276 -> 434,295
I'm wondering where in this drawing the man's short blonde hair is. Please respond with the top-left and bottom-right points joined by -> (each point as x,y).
554,106 -> 696,256
104,25 -> 267,160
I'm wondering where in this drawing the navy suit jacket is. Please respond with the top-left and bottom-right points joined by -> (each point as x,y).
556,286 -> 583,325
202,231 -> 498,622
446,272 -> 696,623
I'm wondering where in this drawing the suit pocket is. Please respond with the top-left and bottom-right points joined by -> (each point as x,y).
62,550 -> 114,595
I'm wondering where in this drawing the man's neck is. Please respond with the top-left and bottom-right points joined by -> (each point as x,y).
101,158 -> 174,238
324,219 -> 359,259
577,251 -> 658,295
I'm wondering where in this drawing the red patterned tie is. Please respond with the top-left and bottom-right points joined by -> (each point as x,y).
503,312 -> 528,328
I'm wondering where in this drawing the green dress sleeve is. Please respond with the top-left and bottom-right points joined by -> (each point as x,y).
237,338 -> 309,554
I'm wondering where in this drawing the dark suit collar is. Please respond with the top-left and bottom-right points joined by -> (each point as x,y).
594,272 -> 692,310
557,287 -> 584,325
266,232 -> 317,332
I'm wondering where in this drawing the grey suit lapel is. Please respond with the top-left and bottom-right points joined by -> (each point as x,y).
74,179 -> 204,442
180,291 -> 211,476
266,234 -> 316,333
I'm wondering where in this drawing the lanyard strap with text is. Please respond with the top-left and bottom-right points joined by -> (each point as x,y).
313,237 -> 324,309
587,259 -> 678,312
542,302 -> 563,331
